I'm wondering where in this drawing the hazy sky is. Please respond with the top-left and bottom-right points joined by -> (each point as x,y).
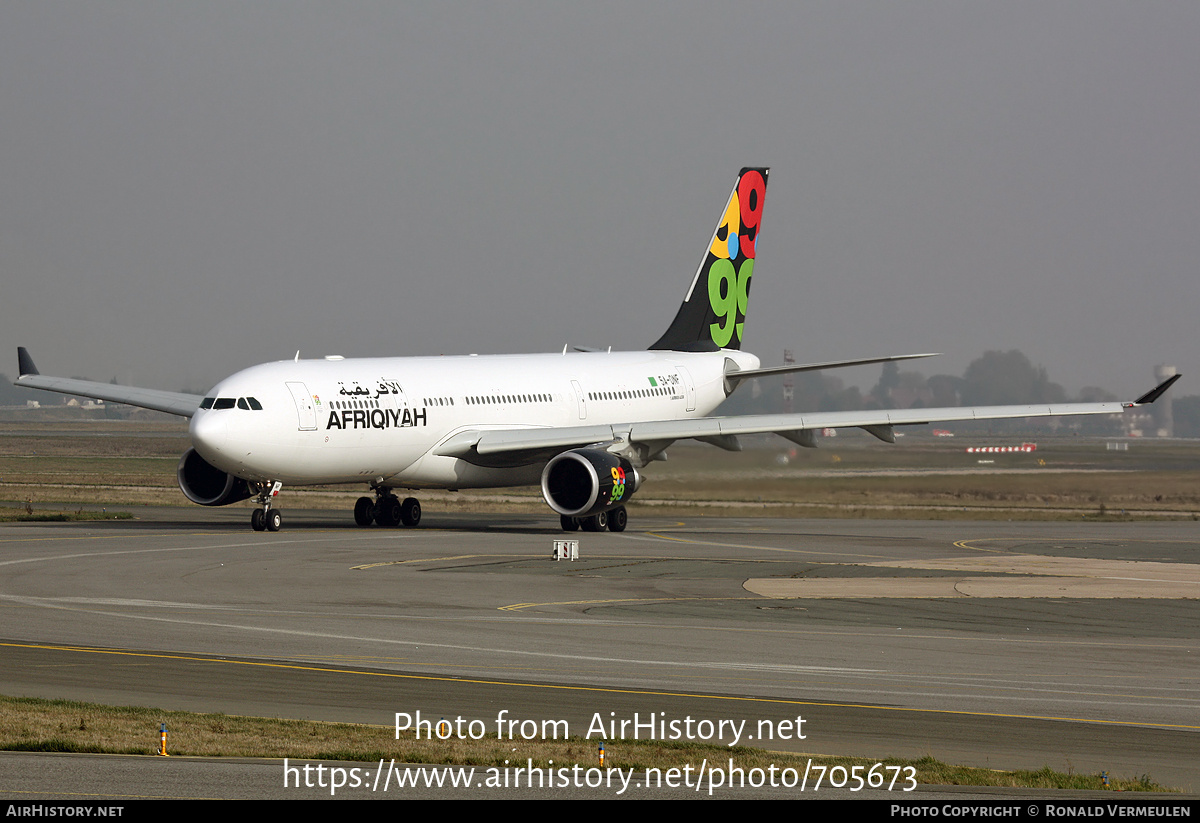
3,3 -> 1196,398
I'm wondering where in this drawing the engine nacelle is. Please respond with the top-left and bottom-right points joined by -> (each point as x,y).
177,448 -> 253,507
541,449 -> 640,517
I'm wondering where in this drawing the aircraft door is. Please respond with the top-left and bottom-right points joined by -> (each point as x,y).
286,382 -> 318,431
676,366 -> 697,412
385,383 -> 408,411
571,380 -> 587,420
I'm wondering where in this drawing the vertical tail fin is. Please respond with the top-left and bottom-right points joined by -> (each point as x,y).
650,167 -> 769,351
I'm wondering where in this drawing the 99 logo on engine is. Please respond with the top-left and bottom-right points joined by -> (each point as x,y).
609,466 -> 627,504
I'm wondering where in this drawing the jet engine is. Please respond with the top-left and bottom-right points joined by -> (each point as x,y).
540,449 -> 640,517
177,448 -> 253,506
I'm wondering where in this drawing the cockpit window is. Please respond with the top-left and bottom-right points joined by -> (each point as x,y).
208,396 -> 262,411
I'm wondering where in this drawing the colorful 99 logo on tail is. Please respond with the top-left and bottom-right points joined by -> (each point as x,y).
649,167 -> 768,353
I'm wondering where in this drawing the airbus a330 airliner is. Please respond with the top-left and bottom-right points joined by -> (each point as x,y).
15,168 -> 1179,532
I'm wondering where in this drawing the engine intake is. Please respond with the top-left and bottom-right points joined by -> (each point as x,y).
541,449 -> 639,517
177,448 -> 253,506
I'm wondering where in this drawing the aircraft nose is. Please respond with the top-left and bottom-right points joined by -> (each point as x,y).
189,411 -> 230,460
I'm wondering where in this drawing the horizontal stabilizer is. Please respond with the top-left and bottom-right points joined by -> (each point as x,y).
723,352 -> 939,393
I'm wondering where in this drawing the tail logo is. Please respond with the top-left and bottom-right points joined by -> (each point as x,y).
706,169 -> 765,348
648,167 -> 768,352
710,169 -> 765,262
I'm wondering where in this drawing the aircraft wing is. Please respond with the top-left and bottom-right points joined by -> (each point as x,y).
436,375 -> 1180,463
13,348 -> 203,418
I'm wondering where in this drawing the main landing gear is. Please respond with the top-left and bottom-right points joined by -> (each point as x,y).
560,505 -> 627,533
355,488 -> 421,528
250,481 -> 284,532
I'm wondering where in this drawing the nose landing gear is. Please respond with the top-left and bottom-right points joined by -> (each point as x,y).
250,481 -> 284,531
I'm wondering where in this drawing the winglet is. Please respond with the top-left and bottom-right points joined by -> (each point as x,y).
1129,373 -> 1181,406
17,347 -> 39,377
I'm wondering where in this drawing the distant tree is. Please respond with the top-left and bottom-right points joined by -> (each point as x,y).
870,361 -> 901,407
1173,396 -> 1200,438
961,350 -> 1065,406
821,385 -> 864,412
891,370 -> 931,409
1076,386 -> 1119,403
778,372 -> 839,412
927,374 -> 962,407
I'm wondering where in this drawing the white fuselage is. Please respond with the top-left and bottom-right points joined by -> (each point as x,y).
188,348 -> 760,490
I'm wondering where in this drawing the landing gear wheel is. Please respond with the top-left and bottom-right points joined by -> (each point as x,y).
249,480 -> 284,532
375,496 -> 403,528
560,515 -> 579,532
401,497 -> 421,527
607,506 -> 627,532
354,497 -> 375,527
581,511 -> 608,532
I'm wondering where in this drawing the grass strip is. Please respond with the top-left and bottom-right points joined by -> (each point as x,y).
0,509 -> 133,522
0,696 -> 1172,792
